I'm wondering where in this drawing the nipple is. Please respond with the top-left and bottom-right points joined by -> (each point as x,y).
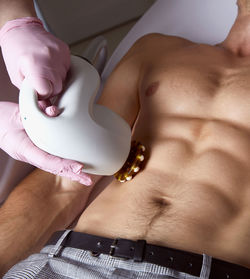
145,82 -> 159,97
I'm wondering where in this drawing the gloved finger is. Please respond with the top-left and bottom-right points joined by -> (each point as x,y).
31,76 -> 53,98
50,159 -> 93,186
38,99 -> 52,111
38,100 -> 60,116
56,167 -> 93,186
18,138 -> 92,186
36,64 -> 68,96
19,56 -> 62,98
45,105 -> 60,116
48,72 -> 64,95
31,73 -> 63,97
19,57 -> 52,97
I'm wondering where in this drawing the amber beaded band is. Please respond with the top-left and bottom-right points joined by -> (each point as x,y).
114,141 -> 146,182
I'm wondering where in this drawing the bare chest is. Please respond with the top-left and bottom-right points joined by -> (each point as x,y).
140,48 -> 250,130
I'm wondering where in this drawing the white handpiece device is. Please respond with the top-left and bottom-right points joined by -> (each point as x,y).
19,55 -> 131,175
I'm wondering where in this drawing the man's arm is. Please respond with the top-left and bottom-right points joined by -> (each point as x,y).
98,42 -> 142,128
0,169 -> 97,277
0,0 -> 36,28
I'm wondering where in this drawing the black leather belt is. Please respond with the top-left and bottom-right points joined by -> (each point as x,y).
47,231 -> 250,279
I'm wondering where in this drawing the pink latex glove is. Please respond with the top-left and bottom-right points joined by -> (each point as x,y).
0,17 -> 70,99
0,17 -> 92,185
0,102 -> 92,186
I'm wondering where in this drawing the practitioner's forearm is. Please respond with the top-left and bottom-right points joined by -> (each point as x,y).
0,0 -> 36,28
0,169 -> 95,276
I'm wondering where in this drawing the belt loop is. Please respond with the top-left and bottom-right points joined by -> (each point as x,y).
200,254 -> 212,279
134,240 -> 146,262
48,230 -> 72,258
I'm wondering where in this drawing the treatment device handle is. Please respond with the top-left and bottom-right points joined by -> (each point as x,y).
19,55 -> 131,175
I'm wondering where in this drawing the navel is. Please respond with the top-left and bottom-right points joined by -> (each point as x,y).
145,82 -> 159,97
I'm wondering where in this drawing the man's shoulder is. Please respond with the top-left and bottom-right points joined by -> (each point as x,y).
131,33 -> 192,52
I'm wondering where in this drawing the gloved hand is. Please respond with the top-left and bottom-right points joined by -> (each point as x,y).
0,17 -> 70,99
0,102 -> 92,185
0,17 -> 91,184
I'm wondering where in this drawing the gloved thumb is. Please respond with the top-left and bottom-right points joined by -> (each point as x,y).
31,76 -> 53,99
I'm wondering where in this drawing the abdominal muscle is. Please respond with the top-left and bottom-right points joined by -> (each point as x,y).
76,116 -> 250,268
75,42 -> 250,268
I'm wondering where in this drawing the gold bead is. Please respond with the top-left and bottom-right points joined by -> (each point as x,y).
133,166 -> 140,172
137,155 -> 144,161
140,145 -> 146,151
126,175 -> 133,181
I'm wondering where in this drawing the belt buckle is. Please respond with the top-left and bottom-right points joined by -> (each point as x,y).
109,238 -> 119,256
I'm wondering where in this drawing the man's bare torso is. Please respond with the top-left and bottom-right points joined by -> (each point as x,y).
75,34 -> 250,268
